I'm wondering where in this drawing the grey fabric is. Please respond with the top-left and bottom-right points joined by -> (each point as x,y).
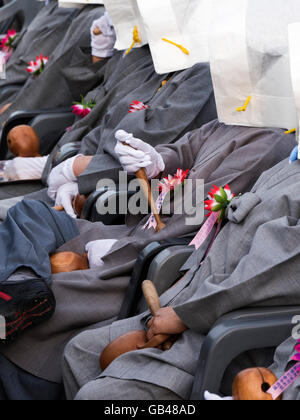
0,200 -> 79,284
270,338 -> 300,400
64,157 -> 300,400
0,5 -> 106,127
0,196 -> 24,221
0,1 -> 78,103
0,121 -> 295,384
76,62 -> 217,195
1,57 -> 216,202
42,59 -> 216,193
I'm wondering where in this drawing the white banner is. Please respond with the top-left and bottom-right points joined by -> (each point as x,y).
137,0 -> 212,74
102,0 -> 147,51
209,0 -> 299,130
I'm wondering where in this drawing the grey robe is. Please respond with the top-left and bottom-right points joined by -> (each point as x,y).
0,59 -> 216,203
0,5 -> 106,126
0,120 -> 295,383
0,1 -> 78,104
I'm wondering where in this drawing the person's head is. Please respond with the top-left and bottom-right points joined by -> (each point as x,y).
7,125 -> 40,157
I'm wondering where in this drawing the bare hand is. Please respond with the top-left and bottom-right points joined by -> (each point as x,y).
147,307 -> 188,341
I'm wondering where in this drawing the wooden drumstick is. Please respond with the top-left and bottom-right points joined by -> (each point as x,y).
138,281 -> 171,350
122,143 -> 166,232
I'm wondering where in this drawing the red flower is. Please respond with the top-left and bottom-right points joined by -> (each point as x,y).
129,101 -> 150,113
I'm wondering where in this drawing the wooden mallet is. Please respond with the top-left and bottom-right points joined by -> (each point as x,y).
99,280 -> 174,371
121,140 -> 166,232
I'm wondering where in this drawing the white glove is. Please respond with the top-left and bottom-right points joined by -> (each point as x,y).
3,156 -> 48,181
114,130 -> 165,179
55,182 -> 79,219
86,239 -> 118,269
91,12 -> 116,58
204,391 -> 233,401
47,155 -> 81,201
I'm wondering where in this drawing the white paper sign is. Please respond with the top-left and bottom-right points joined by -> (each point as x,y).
288,23 -> 300,153
209,0 -> 299,130
102,0 -> 147,51
137,0 -> 212,74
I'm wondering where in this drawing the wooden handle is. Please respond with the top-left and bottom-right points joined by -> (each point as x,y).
122,142 -> 166,232
142,280 -> 161,316
53,205 -> 64,212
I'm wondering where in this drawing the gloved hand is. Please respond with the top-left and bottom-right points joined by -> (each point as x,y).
3,156 -> 48,181
204,391 -> 233,401
55,182 -> 79,219
115,130 -> 165,179
289,145 -> 299,164
91,12 -> 116,58
86,239 -> 118,269
47,155 -> 81,201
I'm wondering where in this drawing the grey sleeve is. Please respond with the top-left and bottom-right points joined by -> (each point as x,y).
174,216 -> 300,333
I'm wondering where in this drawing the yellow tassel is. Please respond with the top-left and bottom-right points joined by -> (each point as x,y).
125,26 -> 142,56
162,38 -> 189,55
285,128 -> 296,135
236,96 -> 252,112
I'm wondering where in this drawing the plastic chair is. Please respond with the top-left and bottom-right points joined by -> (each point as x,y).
0,108 -> 75,159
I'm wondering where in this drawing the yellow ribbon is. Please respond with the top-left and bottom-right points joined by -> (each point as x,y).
125,26 -> 142,56
162,38 -> 189,55
285,128 -> 296,135
236,96 -> 252,112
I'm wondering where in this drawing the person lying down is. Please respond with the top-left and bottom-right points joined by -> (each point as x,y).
0,120 -> 295,399
62,156 -> 300,400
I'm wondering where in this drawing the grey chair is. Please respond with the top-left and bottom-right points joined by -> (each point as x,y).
121,241 -> 300,400
0,0 -> 42,33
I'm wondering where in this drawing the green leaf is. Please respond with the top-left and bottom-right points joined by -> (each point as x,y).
214,194 -> 224,204
212,203 -> 223,212
219,187 -> 228,201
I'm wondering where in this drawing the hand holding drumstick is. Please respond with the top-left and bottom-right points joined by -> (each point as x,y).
115,130 -> 166,232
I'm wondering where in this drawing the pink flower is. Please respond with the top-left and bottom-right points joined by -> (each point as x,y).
72,96 -> 96,119
0,30 -> 17,52
129,101 -> 150,113
159,169 -> 189,192
26,54 -> 49,76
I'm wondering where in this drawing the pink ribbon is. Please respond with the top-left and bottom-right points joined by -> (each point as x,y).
189,212 -> 220,250
267,363 -> 300,400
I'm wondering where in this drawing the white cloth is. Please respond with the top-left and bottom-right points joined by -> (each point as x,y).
137,0 -> 212,74
47,155 -> 81,201
115,130 -> 165,179
289,23 -> 300,158
91,12 -> 116,58
204,391 -> 233,401
102,0 -> 147,51
209,0 -> 300,130
3,156 -> 48,181
55,182 -> 79,219
86,239 -> 118,269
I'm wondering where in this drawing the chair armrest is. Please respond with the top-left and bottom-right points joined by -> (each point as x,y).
0,83 -> 23,102
0,109 -> 74,159
118,238 -> 194,320
190,306 -> 300,400
137,245 -> 194,313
